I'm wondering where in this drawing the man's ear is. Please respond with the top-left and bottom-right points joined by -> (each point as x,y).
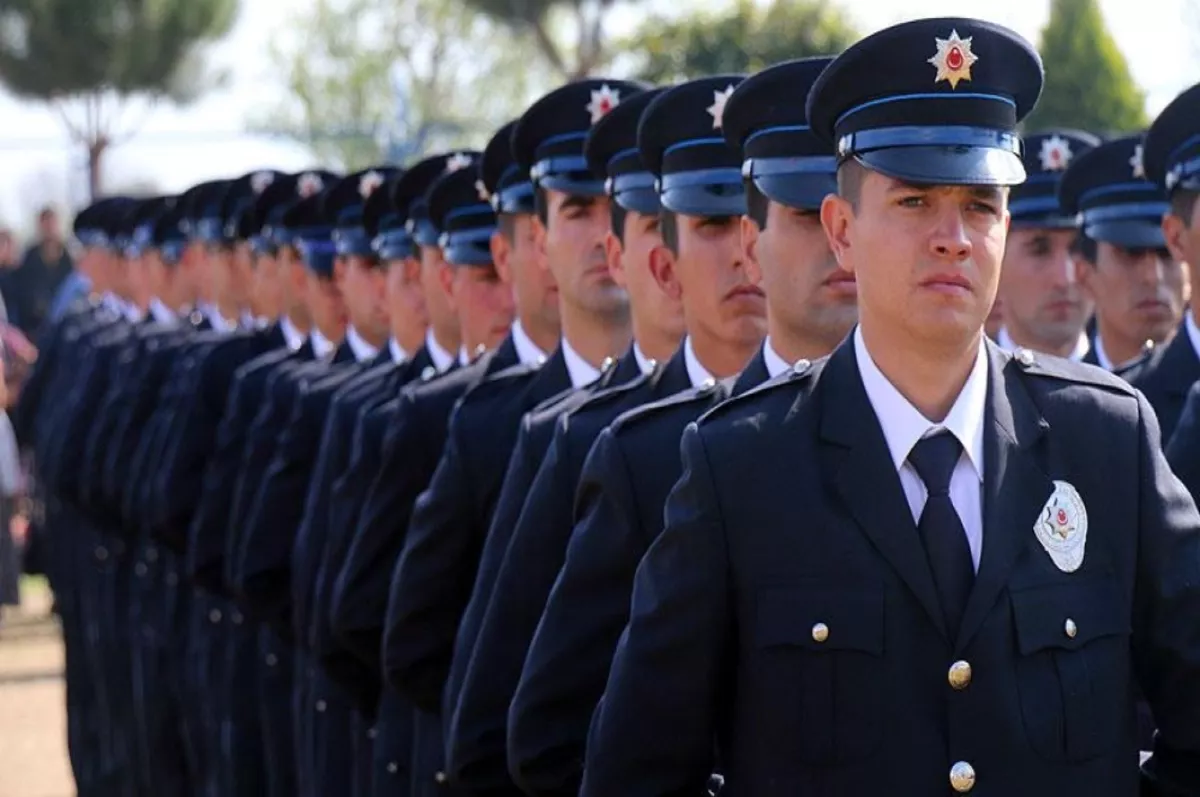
820,193 -> 856,277
437,260 -> 457,312
532,215 -> 551,278
1163,213 -> 1191,267
604,230 -> 626,287
648,243 -> 682,301
490,230 -> 513,285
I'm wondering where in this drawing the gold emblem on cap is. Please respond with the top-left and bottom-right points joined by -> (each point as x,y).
297,172 -> 325,198
359,170 -> 385,199
586,84 -> 622,124
928,29 -> 978,90
707,85 -> 736,130
475,179 -> 490,202
445,152 -> 474,173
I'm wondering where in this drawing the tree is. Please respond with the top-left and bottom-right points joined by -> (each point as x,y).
621,0 -> 859,85
261,0 -> 550,170
457,0 -> 636,79
0,0 -> 238,198
1024,0 -> 1147,133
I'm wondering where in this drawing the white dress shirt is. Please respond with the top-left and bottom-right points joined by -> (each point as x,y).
997,325 -> 1089,362
683,336 -> 715,388
512,318 -> 549,367
388,338 -> 409,364
149,298 -> 179,327
561,336 -> 602,388
633,343 -> 657,375
762,337 -> 794,379
853,326 -> 987,570
279,316 -> 307,353
207,308 -> 240,335
345,325 -> 380,363
310,329 -> 336,360
426,328 -> 457,373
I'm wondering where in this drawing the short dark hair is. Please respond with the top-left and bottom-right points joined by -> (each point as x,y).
534,185 -> 549,226
744,178 -> 769,229
609,202 -> 628,247
1170,190 -> 1199,228
659,209 -> 679,256
1072,231 -> 1098,264
38,206 -> 56,222
836,159 -> 866,211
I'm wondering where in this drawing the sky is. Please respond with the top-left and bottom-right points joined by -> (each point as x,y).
0,0 -> 1191,236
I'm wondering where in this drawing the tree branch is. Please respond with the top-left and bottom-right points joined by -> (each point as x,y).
530,17 -> 567,76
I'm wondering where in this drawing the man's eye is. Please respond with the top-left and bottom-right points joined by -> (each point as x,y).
898,196 -> 926,208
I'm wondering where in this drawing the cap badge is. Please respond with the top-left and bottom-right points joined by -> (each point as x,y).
359,170 -> 385,199
586,84 -> 621,124
298,173 -> 325,198
445,153 -> 474,173
1038,135 -> 1073,172
1167,164 -> 1182,191
251,171 -> 276,194
475,179 -> 490,202
707,85 -> 736,130
1034,480 -> 1088,573
928,30 -> 978,89
1130,144 -> 1146,179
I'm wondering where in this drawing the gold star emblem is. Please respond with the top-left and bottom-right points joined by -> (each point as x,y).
445,152 -> 474,173
297,172 -> 325,198
586,84 -> 622,124
358,170 -> 385,199
251,171 -> 276,195
1038,135 -> 1073,172
706,85 -> 736,130
475,179 -> 490,202
928,30 -> 979,90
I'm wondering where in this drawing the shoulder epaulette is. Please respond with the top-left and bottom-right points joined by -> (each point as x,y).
1009,346 -> 1137,397
609,378 -> 728,436
697,356 -> 823,426
461,361 -> 539,403
570,370 -> 654,419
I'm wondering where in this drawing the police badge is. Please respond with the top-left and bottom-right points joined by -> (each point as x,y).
1033,480 -> 1088,572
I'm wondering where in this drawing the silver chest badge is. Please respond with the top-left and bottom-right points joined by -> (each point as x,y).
1034,480 -> 1088,572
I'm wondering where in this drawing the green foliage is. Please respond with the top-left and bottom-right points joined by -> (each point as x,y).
263,0 -> 552,170
623,0 -> 859,85
456,0 -> 623,78
0,0 -> 236,101
1024,0 -> 1147,134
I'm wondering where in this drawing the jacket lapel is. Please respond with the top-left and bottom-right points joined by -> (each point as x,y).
955,344 -> 1050,650
818,342 -> 949,641
732,347 -> 770,395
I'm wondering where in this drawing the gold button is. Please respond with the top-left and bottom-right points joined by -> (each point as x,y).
387,762 -> 398,774
435,771 -> 447,784
209,609 -> 222,624
950,761 -> 976,793
265,654 -> 278,667
1064,618 -> 1077,639
315,700 -> 327,713
948,660 -> 972,690
811,622 -> 829,643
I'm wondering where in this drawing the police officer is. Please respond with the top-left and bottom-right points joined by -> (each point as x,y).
446,74 -> 766,794
582,18 -> 1200,796
994,130 -> 1099,360
509,56 -> 852,796
327,147 -> 522,796
1061,136 -> 1183,382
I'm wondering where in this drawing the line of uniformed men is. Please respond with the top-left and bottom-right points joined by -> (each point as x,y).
15,17 -> 1200,797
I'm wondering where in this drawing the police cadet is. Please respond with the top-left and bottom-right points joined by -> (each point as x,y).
1151,84 -> 1200,495
583,18 -> 1200,796
13,196 -> 136,796
379,77 -> 639,794
1060,136 -> 1184,385
446,74 -> 761,795
1131,90 -> 1200,445
327,147 -> 522,796
510,57 -> 851,797
994,130 -> 1099,360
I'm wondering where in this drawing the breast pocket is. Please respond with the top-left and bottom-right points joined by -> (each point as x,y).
1010,580 -> 1131,762
755,586 -> 884,764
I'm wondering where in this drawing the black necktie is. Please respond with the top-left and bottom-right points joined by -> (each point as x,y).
908,431 -> 975,638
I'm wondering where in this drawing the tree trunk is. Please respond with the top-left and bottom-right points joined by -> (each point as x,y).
87,137 -> 108,200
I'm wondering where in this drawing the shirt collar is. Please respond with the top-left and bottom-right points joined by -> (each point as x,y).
280,316 -> 307,352
512,318 -> 548,367
207,308 -> 240,335
853,326 -> 986,482
762,337 -> 793,379
426,327 -> 457,373
997,325 -> 1089,362
345,325 -> 381,363
633,342 -> 657,375
561,336 -> 603,388
388,338 -> 409,364
149,298 -> 178,327
1092,334 -> 1142,372
310,329 -> 336,359
684,336 -> 716,388
1186,309 -> 1200,364
122,300 -> 145,323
